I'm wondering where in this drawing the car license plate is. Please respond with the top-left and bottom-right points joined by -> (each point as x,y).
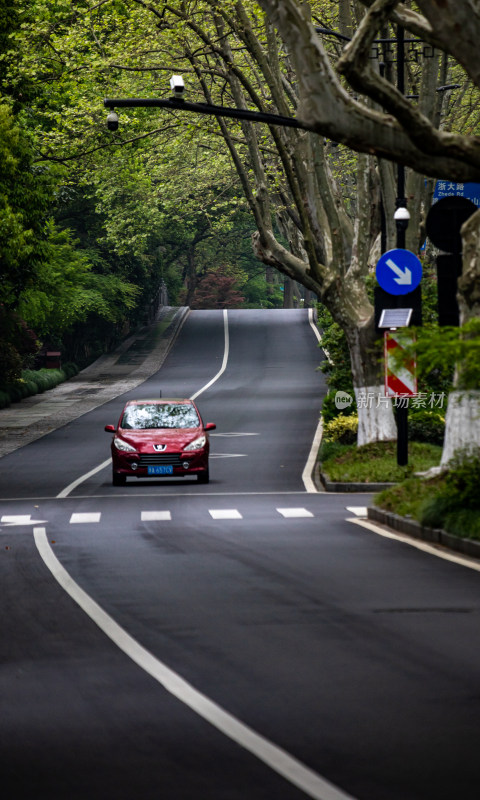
147,465 -> 174,475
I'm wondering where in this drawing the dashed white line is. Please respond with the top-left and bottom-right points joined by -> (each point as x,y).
33,527 -> 356,800
277,508 -> 314,519
70,512 -> 101,524
0,514 -> 48,526
346,507 -> 368,518
209,509 -> 243,520
141,511 -> 172,521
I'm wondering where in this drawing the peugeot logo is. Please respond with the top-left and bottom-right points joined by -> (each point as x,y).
153,444 -> 167,451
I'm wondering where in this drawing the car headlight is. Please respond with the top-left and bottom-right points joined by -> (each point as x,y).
114,437 -> 137,452
184,435 -> 206,451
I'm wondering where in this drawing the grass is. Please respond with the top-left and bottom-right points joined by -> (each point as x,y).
319,440 -> 442,483
374,475 -> 445,518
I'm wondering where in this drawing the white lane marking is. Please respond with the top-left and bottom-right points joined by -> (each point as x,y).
277,508 -> 314,519
309,307 -> 332,364
34,528 -> 355,800
209,453 -> 247,459
350,518 -> 480,573
190,309 -> 229,401
211,432 -> 259,437
304,309 -> 326,494
70,512 -> 101,524
308,307 -> 321,343
57,311 -> 230,499
57,459 -> 111,500
302,416 -> 323,494
141,511 -> 171,521
209,509 -> 243,520
1,515 -> 48,526
346,507 -> 368,518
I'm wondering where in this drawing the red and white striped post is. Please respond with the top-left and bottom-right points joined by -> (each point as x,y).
384,331 -> 417,466
384,332 -> 417,398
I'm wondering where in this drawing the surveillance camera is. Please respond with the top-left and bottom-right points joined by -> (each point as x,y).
106,110 -> 119,131
170,75 -> 185,98
394,206 -> 410,221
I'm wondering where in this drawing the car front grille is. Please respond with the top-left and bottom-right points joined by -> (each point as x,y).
138,453 -> 183,466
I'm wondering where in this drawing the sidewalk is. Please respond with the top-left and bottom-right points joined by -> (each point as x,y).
0,307 -> 189,459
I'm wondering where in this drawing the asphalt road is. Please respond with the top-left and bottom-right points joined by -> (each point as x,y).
1,309 -> 480,800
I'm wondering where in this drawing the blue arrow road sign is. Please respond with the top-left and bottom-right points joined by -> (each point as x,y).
376,248 -> 423,296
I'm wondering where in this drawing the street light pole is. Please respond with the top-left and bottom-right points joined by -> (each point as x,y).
395,24 -> 409,467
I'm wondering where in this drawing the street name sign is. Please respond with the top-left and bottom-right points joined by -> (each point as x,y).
434,180 -> 480,207
376,249 -> 423,296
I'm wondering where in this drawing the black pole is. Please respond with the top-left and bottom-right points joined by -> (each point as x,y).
395,25 -> 409,467
104,97 -> 304,129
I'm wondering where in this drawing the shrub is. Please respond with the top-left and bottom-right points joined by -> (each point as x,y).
444,448 -> 480,509
62,362 -> 79,379
321,389 -> 357,423
0,391 -> 11,409
417,448 -> 480,538
408,410 -> 445,445
322,414 -> 358,444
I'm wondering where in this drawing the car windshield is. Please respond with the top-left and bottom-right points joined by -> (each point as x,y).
121,403 -> 200,430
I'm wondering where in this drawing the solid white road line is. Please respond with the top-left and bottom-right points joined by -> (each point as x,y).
190,309 -> 229,401
70,512 -> 101,524
277,508 -> 314,519
303,309 -> 323,494
57,459 -> 111,499
33,527 -> 356,800
350,517 -> 480,573
302,416 -> 323,494
141,511 -> 171,521
209,509 -> 243,520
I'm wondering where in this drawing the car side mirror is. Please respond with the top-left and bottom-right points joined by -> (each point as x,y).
104,424 -> 116,432
205,423 -> 216,431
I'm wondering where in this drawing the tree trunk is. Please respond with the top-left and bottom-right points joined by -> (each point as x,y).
441,209 -> 480,464
344,316 -> 397,445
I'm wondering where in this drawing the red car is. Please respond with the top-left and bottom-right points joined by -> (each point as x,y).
105,399 -> 216,486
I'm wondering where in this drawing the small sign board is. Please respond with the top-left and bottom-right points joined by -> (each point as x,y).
376,249 -> 423,296
378,308 -> 413,329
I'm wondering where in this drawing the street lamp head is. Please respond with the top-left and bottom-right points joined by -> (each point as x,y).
170,75 -> 185,99
394,206 -> 410,234
394,207 -> 410,221
106,110 -> 119,131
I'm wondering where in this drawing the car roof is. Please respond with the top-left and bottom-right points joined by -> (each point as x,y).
125,399 -> 193,405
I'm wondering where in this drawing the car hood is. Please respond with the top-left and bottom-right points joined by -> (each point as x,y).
116,427 -> 204,452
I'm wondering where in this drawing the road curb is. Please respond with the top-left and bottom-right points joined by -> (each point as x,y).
0,306 -> 190,460
368,505 -> 480,560
319,472 -> 395,493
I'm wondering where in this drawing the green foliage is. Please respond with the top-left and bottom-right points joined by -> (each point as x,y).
408,410 -> 445,445
375,476 -> 442,518
0,103 -> 60,305
376,449 -> 480,540
1,365 -> 78,405
322,414 -> 358,445
320,440 -> 442,483
391,320 -> 480,391
316,304 -> 355,420
0,391 -> 11,409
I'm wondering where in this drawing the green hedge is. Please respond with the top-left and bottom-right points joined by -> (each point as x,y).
0,363 -> 79,408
